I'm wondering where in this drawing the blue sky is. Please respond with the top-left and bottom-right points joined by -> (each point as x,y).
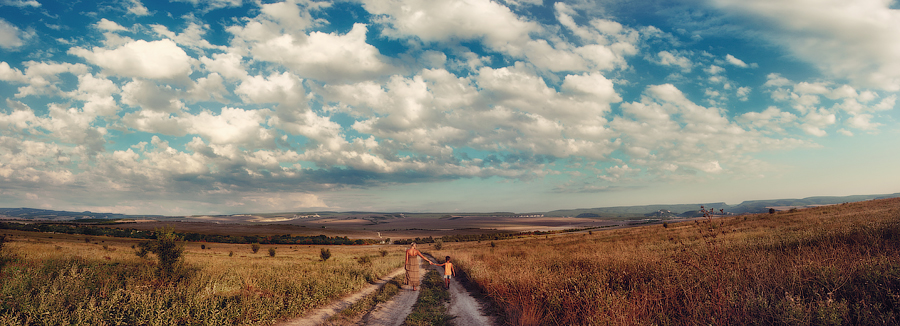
1,0 -> 898,215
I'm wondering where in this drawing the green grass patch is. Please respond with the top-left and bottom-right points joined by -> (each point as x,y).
403,270 -> 453,326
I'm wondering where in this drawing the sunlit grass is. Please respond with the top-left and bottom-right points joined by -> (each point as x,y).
0,235 -> 402,325
433,198 -> 900,325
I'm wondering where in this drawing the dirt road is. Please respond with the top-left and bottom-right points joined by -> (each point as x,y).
360,254 -> 493,326
277,268 -> 405,326
358,257 -> 429,326
425,254 -> 494,326
278,255 -> 494,326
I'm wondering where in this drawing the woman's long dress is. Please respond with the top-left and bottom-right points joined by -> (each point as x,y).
405,255 -> 420,288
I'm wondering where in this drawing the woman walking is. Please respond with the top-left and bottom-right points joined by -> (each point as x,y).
405,243 -> 432,290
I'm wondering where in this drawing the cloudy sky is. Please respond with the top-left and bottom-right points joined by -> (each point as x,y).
1,0 -> 898,215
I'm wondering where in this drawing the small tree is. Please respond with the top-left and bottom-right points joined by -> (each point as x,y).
136,227 -> 184,278
320,248 -> 331,261
268,247 -> 276,257
251,243 -> 261,254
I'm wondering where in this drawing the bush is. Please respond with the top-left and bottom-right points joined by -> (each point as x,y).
434,240 -> 443,250
358,255 -> 372,265
251,243 -> 260,254
268,247 -> 276,257
379,249 -> 389,257
320,248 -> 331,261
201,244 -> 206,250
136,227 -> 185,278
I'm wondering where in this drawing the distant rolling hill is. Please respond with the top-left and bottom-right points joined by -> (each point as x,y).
0,208 -> 164,221
2,192 -> 898,221
544,192 -> 900,218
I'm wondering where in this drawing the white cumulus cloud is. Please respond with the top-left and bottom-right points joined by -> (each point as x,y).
69,39 -> 193,81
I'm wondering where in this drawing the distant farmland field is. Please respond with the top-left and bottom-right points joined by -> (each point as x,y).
432,197 -> 900,325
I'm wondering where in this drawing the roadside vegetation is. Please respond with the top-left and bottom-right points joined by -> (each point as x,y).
0,231 -> 401,325
433,197 -> 900,325
402,270 -> 453,326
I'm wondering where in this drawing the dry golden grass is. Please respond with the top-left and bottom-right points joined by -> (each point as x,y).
433,198 -> 900,325
0,233 -> 403,325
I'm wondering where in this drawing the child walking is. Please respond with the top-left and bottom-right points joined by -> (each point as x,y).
432,256 -> 455,289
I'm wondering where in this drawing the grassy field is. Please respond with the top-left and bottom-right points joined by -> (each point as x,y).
0,232 -> 402,325
433,197 -> 900,325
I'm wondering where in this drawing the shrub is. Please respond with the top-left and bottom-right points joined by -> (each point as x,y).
358,255 -> 372,265
268,247 -> 276,257
251,243 -> 260,254
321,248 -> 331,261
379,249 -> 388,257
434,240 -> 443,250
228,251 -> 233,257
201,244 -> 206,250
136,227 -> 185,278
